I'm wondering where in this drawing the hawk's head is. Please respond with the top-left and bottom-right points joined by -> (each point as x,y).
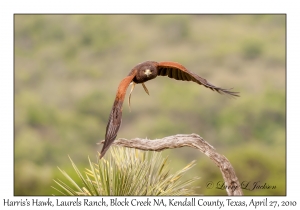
134,61 -> 158,83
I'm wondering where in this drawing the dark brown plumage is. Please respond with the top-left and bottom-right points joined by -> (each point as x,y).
99,61 -> 239,158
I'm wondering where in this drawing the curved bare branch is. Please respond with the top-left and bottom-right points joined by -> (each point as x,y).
99,133 -> 243,196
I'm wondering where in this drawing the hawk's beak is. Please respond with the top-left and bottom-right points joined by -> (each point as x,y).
144,69 -> 152,77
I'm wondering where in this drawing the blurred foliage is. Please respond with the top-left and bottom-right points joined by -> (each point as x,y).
53,147 -> 198,196
14,14 -> 285,195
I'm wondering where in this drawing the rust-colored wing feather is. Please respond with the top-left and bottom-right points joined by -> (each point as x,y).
157,61 -> 239,97
99,73 -> 136,159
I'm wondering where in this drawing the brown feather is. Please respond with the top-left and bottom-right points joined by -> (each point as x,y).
100,73 -> 136,158
157,61 -> 239,97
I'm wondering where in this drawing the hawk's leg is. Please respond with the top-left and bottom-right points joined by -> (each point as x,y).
142,83 -> 150,95
128,82 -> 136,112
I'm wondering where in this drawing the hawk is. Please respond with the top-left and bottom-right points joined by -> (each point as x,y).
100,61 -> 239,158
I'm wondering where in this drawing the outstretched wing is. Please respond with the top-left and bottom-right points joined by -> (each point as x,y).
157,61 -> 239,97
100,73 -> 136,159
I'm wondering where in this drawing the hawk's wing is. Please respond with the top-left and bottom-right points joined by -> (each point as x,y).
157,61 -> 239,97
100,72 -> 136,159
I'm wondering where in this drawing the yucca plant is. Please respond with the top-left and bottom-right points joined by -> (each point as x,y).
53,147 -> 199,195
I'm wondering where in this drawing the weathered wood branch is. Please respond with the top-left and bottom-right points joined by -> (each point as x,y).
100,133 -> 243,196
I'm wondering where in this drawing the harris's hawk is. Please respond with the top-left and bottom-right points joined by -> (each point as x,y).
99,61 -> 239,158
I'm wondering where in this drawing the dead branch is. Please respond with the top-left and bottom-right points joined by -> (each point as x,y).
99,133 -> 243,196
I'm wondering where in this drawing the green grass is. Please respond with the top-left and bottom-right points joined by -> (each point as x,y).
53,147 -> 198,195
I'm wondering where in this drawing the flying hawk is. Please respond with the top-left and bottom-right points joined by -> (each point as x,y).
100,61 -> 239,158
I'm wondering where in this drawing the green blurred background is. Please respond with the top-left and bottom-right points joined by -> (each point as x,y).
14,14 -> 286,195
